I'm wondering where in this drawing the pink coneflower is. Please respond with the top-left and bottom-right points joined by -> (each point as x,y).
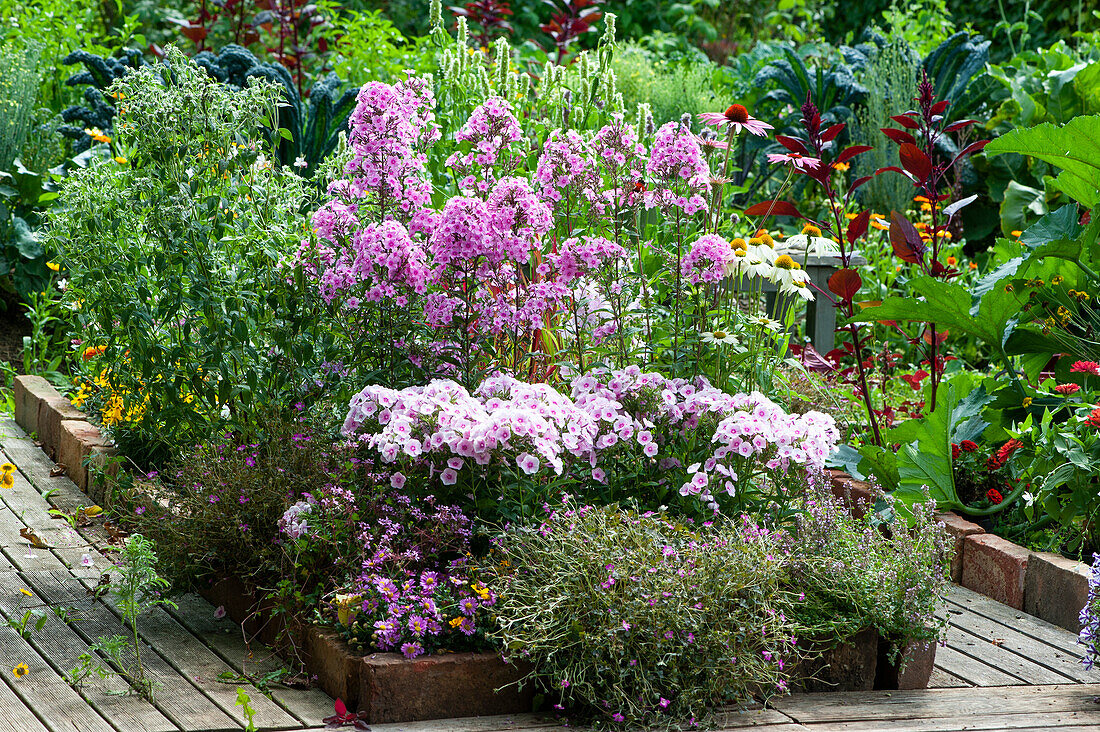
1070,360 -> 1100,376
767,151 -> 821,170
1054,383 -> 1081,394
698,104 -> 773,137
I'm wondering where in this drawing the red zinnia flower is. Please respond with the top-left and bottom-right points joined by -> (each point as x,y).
1070,360 -> 1100,376
1085,408 -> 1100,429
951,442 -> 960,460
986,488 -> 1003,505
1054,383 -> 1081,394
960,440 -> 979,452
996,438 -> 1022,465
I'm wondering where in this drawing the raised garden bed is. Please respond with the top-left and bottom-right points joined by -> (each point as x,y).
827,470 -> 1091,632
13,375 -> 969,722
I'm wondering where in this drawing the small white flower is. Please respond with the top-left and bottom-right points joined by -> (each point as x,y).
79,553 -> 94,568
701,330 -> 738,345
746,315 -> 783,332
293,155 -> 308,169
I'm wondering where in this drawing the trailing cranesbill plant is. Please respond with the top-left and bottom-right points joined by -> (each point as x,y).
478,498 -> 798,727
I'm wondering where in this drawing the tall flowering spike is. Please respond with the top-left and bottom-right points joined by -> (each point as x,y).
800,91 -> 820,141
918,69 -> 936,117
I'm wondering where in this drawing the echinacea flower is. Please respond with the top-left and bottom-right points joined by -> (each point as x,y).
698,104 -> 773,137
767,152 -> 821,170
12,663 -> 28,678
1,473 -> 13,489
746,314 -> 783,332
701,330 -> 737,345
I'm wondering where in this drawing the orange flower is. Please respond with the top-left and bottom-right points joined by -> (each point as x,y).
82,345 -> 106,361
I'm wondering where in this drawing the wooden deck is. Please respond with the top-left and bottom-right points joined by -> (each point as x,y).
1,415 -> 1099,731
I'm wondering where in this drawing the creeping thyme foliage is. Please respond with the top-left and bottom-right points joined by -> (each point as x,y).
479,500 -> 797,727
787,474 -> 953,655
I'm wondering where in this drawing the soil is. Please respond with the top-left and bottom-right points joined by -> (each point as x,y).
0,294 -> 32,371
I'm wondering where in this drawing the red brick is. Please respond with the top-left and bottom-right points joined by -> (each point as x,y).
85,445 -> 119,505
37,396 -> 85,459
57,421 -> 110,493
827,472 -> 875,519
877,638 -> 937,690
961,534 -> 1030,609
359,652 -> 534,723
1025,551 -> 1091,632
935,512 -> 984,583
305,627 -> 361,709
13,375 -> 55,435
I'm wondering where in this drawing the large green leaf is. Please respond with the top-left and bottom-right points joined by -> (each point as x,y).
855,276 -> 1028,348
985,115 -> 1100,207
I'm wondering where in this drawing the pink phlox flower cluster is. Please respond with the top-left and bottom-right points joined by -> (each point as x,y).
534,129 -> 601,208
342,377 -> 601,480
682,233 -> 736,284
690,394 -> 839,505
279,500 -> 314,540
447,96 -> 524,193
342,76 -> 438,220
592,115 -> 647,170
546,235 -> 625,283
486,177 -> 552,261
644,119 -> 710,214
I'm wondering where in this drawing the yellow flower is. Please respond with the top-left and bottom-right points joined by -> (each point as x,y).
1022,397 -> 1032,408
12,663 -> 28,678
1,473 -> 13,489
1,462 -> 14,473
114,157 -> 128,165
19,588 -> 32,597
1051,275 -> 1064,285
449,617 -> 464,628
833,161 -> 850,172
774,254 -> 797,270
801,223 -> 822,237
46,262 -> 60,272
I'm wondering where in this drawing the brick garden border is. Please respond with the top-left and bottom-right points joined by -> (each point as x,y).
826,470 -> 1092,632
12,375 -> 533,723
14,375 -> 998,716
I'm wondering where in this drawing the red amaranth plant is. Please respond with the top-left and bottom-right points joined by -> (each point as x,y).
450,0 -> 515,48
878,70 -> 988,412
538,0 -> 604,64
746,92 -> 883,445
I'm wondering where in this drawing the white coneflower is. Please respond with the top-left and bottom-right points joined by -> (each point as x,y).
701,330 -> 738,345
746,314 -> 783,332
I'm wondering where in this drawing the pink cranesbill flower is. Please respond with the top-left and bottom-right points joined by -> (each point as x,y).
767,152 -> 821,170
698,104 -> 773,137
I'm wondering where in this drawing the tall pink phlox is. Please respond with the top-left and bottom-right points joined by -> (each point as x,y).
644,119 -> 710,214
682,233 -> 736,285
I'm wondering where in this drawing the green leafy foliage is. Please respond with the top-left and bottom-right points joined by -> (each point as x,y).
51,46 -> 325,463
985,115 -> 1100,208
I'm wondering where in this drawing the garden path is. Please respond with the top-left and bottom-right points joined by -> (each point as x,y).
0,415 -> 1099,731
0,417 -> 334,732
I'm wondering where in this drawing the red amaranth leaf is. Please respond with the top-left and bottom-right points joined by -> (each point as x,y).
828,268 -> 862,301
744,201 -> 803,218
898,143 -> 933,180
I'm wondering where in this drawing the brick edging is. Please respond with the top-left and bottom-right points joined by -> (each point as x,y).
11,375 -> 533,722
825,470 -> 1091,632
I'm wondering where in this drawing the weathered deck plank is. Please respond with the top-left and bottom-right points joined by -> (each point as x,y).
23,569 -> 241,732
168,593 -> 338,727
0,580 -> 176,732
772,684 -> 1100,723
